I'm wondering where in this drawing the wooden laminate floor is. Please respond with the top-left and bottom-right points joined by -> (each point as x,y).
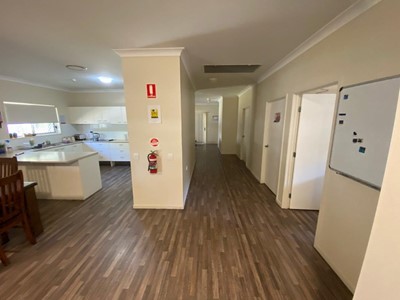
0,145 -> 352,299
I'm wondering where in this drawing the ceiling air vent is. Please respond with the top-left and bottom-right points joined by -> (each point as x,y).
204,65 -> 260,73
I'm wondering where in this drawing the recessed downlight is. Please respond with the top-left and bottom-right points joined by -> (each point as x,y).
66,64 -> 88,71
98,76 -> 113,84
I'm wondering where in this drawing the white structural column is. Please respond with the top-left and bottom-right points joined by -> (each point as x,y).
115,48 -> 195,209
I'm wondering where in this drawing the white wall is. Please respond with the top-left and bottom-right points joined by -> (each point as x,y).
67,91 -> 125,106
195,104 -> 219,144
219,96 -> 238,154
120,53 -> 188,209
0,79 -> 77,147
236,86 -> 255,164
250,0 -> 400,292
180,62 -> 196,203
218,100 -> 223,149
353,89 -> 400,299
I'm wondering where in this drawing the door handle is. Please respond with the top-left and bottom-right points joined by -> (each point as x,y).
265,145 -> 269,148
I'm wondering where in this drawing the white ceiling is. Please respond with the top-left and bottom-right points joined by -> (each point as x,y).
0,0 -> 359,94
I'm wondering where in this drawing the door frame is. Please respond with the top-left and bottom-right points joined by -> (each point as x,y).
240,107 -> 250,162
202,112 -> 208,144
280,83 -> 339,209
260,96 -> 288,204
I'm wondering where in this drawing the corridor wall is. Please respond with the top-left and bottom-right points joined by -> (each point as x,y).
250,0 -> 400,292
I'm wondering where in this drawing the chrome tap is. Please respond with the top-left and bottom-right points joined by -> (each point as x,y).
92,132 -> 100,141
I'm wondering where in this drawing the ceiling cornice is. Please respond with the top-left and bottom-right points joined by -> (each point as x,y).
257,0 -> 383,84
0,75 -> 124,94
114,47 -> 184,58
237,85 -> 255,97
180,49 -> 196,90
0,75 -> 69,92
68,89 -> 124,94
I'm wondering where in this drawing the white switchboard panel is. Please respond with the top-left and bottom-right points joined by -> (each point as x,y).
330,77 -> 400,189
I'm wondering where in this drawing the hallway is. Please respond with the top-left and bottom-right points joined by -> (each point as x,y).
0,145 -> 351,299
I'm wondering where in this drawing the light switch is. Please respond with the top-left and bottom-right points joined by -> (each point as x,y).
133,153 -> 139,160
167,153 -> 173,160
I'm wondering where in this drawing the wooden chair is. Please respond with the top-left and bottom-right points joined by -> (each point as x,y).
0,157 -> 19,262
0,170 -> 36,266
0,157 -> 18,178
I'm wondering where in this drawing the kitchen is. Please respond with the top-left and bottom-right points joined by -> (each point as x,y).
0,80 -> 130,201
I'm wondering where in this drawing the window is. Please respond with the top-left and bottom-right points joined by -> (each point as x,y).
4,102 -> 60,138
7,123 -> 59,138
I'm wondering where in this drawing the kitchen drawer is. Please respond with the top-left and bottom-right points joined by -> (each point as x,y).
111,149 -> 131,161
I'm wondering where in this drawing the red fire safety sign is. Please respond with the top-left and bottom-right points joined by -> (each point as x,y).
146,84 -> 157,98
150,138 -> 159,147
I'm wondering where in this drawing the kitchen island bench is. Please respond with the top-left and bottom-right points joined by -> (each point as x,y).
17,151 -> 102,200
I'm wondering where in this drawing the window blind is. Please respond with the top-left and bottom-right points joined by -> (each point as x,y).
4,102 -> 59,124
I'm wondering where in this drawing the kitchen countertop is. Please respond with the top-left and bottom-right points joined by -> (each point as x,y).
0,140 -> 130,159
16,151 -> 98,164
84,139 -> 128,143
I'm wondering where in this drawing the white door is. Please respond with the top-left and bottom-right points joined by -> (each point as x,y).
240,107 -> 251,162
264,99 -> 285,195
202,112 -> 208,144
290,94 -> 336,210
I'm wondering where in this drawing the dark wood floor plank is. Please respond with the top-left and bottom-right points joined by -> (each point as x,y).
0,145 -> 352,299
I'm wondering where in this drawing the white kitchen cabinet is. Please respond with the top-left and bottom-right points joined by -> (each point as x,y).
101,107 -> 123,124
84,142 -> 130,162
68,106 -> 127,124
120,107 -> 127,124
110,143 -> 130,161
68,107 -> 98,124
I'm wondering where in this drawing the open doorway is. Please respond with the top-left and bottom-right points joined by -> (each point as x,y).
195,104 -> 219,145
288,85 -> 337,210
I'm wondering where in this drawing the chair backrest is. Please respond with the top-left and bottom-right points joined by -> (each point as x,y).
0,170 -> 25,224
0,157 -> 18,179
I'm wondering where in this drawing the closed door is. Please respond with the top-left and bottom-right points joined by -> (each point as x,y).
264,99 -> 285,195
290,94 -> 336,210
241,107 -> 251,162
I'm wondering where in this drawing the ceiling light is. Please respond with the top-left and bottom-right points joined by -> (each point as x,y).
72,78 -> 77,82
98,76 -> 113,84
66,64 -> 87,71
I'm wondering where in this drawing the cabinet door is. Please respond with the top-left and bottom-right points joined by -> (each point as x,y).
91,107 -> 104,124
68,107 -> 97,124
120,107 -> 127,124
69,106 -> 127,124
102,107 -> 122,124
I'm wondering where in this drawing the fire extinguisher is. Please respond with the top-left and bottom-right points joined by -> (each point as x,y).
147,151 -> 158,174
